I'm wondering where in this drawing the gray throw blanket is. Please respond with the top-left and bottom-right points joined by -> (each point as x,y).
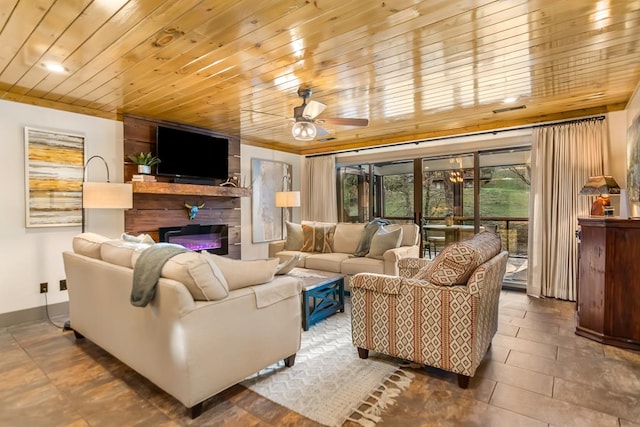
353,218 -> 391,257
130,243 -> 188,307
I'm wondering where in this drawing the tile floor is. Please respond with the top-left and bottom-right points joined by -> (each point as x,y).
1,290 -> 639,426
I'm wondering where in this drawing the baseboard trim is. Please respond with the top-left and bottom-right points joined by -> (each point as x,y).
0,301 -> 69,328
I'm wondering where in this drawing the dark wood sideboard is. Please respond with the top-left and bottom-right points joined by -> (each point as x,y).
576,217 -> 640,350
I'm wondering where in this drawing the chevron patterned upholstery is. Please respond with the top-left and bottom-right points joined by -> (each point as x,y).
351,240 -> 508,388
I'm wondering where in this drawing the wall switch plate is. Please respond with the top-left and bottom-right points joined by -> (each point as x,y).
59,279 -> 67,291
40,282 -> 48,293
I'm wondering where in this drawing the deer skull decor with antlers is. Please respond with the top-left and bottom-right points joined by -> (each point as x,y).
184,202 -> 205,220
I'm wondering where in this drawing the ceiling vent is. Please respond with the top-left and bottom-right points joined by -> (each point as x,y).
493,105 -> 526,114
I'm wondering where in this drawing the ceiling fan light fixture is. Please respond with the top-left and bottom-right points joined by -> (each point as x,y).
291,121 -> 317,140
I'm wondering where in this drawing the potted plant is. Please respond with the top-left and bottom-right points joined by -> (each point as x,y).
128,152 -> 160,174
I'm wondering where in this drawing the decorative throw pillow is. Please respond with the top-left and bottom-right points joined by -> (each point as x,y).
300,223 -> 335,253
413,231 -> 501,285
353,219 -> 391,257
284,221 -> 304,250
366,227 -> 402,259
203,253 -> 279,290
275,253 -> 302,275
161,252 -> 229,301
121,232 -> 155,245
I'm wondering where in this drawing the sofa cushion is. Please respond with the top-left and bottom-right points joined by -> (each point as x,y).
305,253 -> 352,273
161,252 -> 229,301
101,239 -> 152,268
72,232 -> 110,259
284,221 -> 304,251
301,223 -> 335,253
332,223 -> 365,254
205,254 -> 279,290
366,227 -> 402,259
414,231 -> 501,286
341,257 -> 385,275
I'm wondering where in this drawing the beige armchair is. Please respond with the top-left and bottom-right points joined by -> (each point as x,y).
350,232 -> 508,388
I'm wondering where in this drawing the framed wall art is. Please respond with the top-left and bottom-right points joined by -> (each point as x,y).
251,158 -> 292,243
628,112 -> 640,203
24,127 -> 84,228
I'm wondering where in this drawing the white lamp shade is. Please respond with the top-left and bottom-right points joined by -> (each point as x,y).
83,182 -> 133,209
275,191 -> 301,208
291,121 -> 317,140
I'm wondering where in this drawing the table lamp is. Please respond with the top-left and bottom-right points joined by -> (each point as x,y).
579,175 -> 621,216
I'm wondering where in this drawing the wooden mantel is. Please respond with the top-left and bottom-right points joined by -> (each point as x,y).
131,181 -> 251,198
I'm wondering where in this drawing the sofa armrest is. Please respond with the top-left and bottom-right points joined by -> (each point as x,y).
381,245 -> 420,276
268,240 -> 286,258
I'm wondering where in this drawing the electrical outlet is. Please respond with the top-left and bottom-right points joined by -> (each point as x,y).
59,279 -> 67,291
40,282 -> 48,293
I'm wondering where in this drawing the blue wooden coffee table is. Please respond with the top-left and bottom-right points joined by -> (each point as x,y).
290,269 -> 345,331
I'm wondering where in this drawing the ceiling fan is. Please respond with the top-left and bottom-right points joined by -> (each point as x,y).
244,88 -> 369,141
289,88 -> 369,141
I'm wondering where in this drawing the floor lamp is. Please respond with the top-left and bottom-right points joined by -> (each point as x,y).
275,191 -> 300,239
65,156 -> 132,332
82,155 -> 133,232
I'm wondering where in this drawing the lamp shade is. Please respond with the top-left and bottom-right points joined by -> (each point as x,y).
291,121 -> 317,141
83,182 -> 133,209
579,175 -> 621,195
275,191 -> 300,208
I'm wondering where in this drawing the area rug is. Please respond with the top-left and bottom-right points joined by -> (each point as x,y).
241,305 -> 414,427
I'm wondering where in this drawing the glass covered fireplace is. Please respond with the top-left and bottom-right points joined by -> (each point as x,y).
159,224 -> 228,255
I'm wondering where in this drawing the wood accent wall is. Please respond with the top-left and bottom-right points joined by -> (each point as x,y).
123,115 -> 243,259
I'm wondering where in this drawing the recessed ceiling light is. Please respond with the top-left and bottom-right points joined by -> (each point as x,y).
503,96 -> 518,104
43,62 -> 67,73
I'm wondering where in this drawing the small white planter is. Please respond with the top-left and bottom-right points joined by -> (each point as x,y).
137,165 -> 151,174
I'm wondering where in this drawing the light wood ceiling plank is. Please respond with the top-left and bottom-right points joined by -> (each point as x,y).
0,0 -> 92,85
0,0 -> 56,76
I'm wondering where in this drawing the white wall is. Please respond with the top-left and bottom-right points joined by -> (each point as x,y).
240,145 -> 303,260
0,100 -> 124,315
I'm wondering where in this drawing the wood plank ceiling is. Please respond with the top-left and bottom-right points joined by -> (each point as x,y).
1,0 -> 639,155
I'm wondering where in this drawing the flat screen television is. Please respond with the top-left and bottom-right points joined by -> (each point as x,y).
156,125 -> 228,183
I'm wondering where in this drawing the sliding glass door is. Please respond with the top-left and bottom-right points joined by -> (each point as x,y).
337,146 -> 531,289
478,148 -> 530,288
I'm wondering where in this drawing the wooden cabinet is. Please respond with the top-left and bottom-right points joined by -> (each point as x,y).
576,218 -> 640,350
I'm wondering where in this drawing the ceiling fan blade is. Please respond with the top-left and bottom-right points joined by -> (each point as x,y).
241,109 -> 290,119
302,100 -> 326,119
315,125 -> 329,137
318,117 -> 369,127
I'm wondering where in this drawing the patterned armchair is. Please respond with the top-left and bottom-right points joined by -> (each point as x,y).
351,232 -> 508,388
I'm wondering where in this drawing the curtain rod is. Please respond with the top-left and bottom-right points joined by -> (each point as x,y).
306,115 -> 606,158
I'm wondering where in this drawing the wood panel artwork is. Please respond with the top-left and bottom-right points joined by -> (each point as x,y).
123,115 -> 246,258
1,1 -> 638,155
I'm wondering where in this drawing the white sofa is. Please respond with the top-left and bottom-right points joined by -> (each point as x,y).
63,233 -> 302,418
269,222 -> 420,284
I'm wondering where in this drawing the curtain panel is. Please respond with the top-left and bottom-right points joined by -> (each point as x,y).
301,155 -> 338,223
527,119 -> 607,300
